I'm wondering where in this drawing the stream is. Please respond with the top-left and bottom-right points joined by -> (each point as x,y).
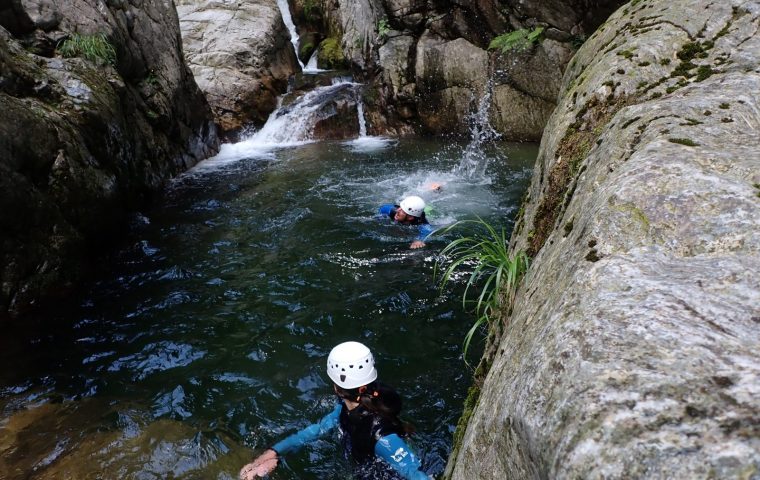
0,93 -> 536,478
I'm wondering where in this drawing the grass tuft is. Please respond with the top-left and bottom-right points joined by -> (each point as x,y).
489,27 -> 544,54
57,33 -> 116,66
435,219 -> 529,363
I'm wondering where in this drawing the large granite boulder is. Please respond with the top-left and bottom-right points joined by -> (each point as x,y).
177,0 -> 300,136
0,0 -> 218,318
448,0 -> 760,477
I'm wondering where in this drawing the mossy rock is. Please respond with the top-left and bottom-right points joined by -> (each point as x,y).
317,37 -> 348,69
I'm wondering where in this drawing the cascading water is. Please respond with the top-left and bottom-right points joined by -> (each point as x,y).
357,99 -> 367,137
276,0 -> 304,69
303,48 -> 324,73
452,83 -> 500,181
201,80 -> 363,166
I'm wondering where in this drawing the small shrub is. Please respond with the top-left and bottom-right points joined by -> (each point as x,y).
489,27 -> 545,54
57,33 -> 116,66
377,18 -> 390,41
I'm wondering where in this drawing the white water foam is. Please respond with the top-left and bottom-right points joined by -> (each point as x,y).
303,48 -> 326,74
452,82 -> 500,181
194,81 -> 363,170
342,97 -> 395,152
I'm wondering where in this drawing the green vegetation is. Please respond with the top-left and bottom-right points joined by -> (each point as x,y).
436,219 -> 529,362
669,137 -> 699,146
488,27 -> 544,54
57,33 -> 116,66
317,37 -> 346,69
303,0 -> 319,22
719,102 -> 730,109
377,18 -> 390,41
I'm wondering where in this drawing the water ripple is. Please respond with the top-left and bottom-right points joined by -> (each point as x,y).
108,342 -> 206,381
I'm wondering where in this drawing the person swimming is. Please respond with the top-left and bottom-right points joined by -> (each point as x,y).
378,196 -> 434,249
239,341 -> 430,480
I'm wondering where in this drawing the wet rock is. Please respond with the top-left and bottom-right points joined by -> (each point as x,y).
449,0 -> 760,477
177,0 -> 300,136
0,0 -> 218,318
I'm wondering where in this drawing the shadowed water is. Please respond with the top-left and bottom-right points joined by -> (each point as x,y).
0,137 -> 536,479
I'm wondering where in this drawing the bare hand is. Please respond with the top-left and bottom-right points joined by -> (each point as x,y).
240,449 -> 279,479
410,240 -> 425,249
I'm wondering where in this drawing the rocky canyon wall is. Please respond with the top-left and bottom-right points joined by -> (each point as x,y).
447,0 -> 760,477
0,0 -> 218,317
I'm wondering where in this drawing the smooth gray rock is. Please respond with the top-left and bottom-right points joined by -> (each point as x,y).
449,0 -> 760,478
177,0 -> 299,134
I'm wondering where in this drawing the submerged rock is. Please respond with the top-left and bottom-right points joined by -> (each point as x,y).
449,0 -> 760,477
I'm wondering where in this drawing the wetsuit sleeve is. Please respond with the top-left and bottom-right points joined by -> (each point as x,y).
416,223 -> 435,241
374,434 -> 430,480
271,403 -> 341,455
378,204 -> 394,217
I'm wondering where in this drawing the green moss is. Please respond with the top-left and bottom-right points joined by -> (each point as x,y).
681,118 -> 703,126
719,102 -> 730,109
696,65 -> 714,81
638,61 -> 651,66
671,60 -> 697,78
650,91 -> 662,99
563,218 -> 574,237
617,49 -> 636,60
660,58 -> 671,65
528,96 -> 632,256
704,110 -> 712,116
668,137 -> 699,146
317,37 -> 347,69
449,384 -> 482,467
665,85 -> 680,94
677,41 -> 706,62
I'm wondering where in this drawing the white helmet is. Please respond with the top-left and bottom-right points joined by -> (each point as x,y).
399,196 -> 425,217
326,341 -> 378,389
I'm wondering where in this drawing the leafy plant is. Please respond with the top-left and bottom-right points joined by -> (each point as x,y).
377,19 -> 390,41
488,27 -> 544,54
57,33 -> 117,66
435,218 -> 530,362
303,0 -> 319,22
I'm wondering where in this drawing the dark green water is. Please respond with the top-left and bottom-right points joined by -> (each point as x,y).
0,137 -> 535,479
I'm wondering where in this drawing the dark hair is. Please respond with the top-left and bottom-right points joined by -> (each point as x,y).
334,381 -> 415,434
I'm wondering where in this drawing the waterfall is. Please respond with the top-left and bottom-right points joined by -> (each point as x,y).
452,83 -> 500,181
303,48 -> 324,73
276,0 -> 304,69
357,99 -> 367,137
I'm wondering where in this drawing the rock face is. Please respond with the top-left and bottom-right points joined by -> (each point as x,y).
448,0 -> 760,478
306,0 -> 628,139
176,0 -> 300,136
0,0 -> 218,318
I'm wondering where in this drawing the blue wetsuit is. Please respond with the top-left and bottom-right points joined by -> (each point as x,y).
378,204 -> 434,242
271,401 -> 429,480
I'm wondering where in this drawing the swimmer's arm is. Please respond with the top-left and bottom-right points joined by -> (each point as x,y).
378,204 -> 394,217
270,403 -> 341,455
375,434 -> 431,480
